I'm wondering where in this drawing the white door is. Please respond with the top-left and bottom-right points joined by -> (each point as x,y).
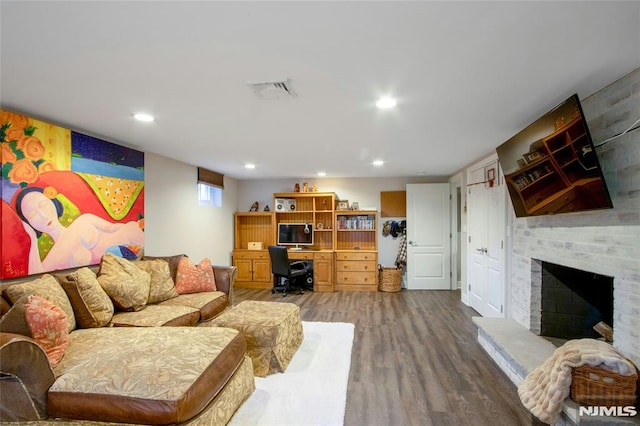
467,157 -> 506,317
406,183 -> 451,290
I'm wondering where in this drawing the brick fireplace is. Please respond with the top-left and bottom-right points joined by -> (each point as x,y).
539,261 -> 613,341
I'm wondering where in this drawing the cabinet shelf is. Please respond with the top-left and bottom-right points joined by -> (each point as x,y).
518,171 -> 555,191
233,212 -> 274,250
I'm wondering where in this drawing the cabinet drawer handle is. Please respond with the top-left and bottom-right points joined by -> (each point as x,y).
363,265 -> 368,270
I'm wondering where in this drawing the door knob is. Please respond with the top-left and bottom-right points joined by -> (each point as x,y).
475,247 -> 488,254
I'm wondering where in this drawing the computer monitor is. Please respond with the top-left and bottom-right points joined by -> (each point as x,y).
277,223 -> 313,250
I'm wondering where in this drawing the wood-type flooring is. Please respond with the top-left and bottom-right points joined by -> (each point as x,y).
234,287 -> 545,426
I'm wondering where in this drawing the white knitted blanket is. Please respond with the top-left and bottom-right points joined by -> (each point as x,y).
517,338 -> 636,424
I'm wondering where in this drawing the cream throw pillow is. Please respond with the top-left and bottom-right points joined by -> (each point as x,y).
136,259 -> 179,304
60,267 -> 114,328
97,254 -> 150,311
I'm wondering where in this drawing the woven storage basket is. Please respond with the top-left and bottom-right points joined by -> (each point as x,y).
570,364 -> 638,407
378,266 -> 402,292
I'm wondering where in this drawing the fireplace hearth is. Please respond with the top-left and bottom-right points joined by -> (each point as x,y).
540,261 -> 613,341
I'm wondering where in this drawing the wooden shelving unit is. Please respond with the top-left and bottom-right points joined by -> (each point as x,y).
233,192 -> 379,292
334,211 -> 377,251
334,210 -> 378,292
232,212 -> 274,288
233,212 -> 274,250
273,192 -> 336,251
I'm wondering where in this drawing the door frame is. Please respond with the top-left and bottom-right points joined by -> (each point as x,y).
449,173 -> 464,292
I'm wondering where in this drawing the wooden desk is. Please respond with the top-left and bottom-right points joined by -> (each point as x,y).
288,250 -> 334,292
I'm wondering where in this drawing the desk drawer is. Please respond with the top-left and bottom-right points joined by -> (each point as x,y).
313,252 -> 333,261
335,252 -> 376,262
336,271 -> 377,286
288,252 -> 314,261
233,251 -> 268,260
336,260 -> 376,272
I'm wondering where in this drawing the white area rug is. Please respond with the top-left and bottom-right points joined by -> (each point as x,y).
229,321 -> 355,426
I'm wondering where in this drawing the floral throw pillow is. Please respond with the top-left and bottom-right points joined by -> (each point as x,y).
175,257 -> 216,294
59,267 -> 114,328
136,259 -> 179,304
24,295 -> 69,367
97,253 -> 150,311
3,274 -> 76,333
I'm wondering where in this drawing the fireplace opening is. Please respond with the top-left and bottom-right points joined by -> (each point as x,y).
541,261 -> 613,341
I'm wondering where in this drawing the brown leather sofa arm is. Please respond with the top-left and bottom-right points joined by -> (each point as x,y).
0,333 -> 55,421
212,265 -> 237,306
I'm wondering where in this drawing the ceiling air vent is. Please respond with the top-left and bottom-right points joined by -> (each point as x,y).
247,79 -> 297,100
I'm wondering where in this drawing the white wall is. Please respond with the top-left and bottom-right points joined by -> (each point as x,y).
144,152 -> 238,266
144,157 -> 448,269
237,176 -> 446,267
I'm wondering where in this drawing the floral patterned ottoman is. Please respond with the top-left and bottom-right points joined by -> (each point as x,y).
207,300 -> 303,377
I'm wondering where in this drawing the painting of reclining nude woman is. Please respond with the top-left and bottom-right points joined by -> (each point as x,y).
1,110 -> 144,279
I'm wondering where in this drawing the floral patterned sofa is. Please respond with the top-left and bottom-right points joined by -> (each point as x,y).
0,253 -> 255,424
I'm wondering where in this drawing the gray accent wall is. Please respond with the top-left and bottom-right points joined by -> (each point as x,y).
508,68 -> 640,366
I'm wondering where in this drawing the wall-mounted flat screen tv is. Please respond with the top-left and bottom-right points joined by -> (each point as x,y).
277,223 -> 314,250
496,94 -> 613,218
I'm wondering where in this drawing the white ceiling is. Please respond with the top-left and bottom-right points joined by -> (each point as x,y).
2,1 -> 639,180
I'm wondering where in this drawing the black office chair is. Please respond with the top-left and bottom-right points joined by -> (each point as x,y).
268,245 -> 310,296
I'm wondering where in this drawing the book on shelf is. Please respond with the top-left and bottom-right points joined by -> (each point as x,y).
337,214 -> 376,230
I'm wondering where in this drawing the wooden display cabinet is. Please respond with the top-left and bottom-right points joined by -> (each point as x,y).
233,212 -> 274,289
233,251 -> 272,289
335,211 -> 377,250
334,211 -> 378,292
233,193 -> 379,292
272,192 -> 336,292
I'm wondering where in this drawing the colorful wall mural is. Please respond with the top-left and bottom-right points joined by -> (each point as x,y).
1,110 -> 144,279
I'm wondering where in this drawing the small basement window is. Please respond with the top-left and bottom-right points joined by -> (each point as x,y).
198,183 -> 222,207
197,167 -> 223,207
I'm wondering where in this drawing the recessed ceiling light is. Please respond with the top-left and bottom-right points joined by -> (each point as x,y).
372,160 -> 384,167
244,163 -> 256,169
376,97 -> 397,109
317,172 -> 326,177
133,113 -> 154,122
